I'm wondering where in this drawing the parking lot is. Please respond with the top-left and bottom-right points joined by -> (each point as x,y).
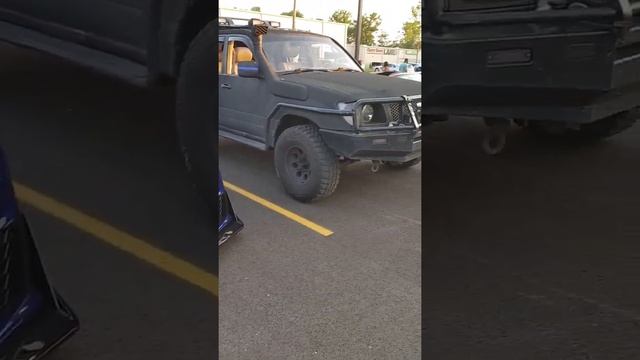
219,140 -> 421,358
424,118 -> 640,359
0,42 -> 421,359
4,39 -> 640,360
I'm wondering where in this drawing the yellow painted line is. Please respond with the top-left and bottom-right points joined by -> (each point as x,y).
223,181 -> 334,237
12,182 -> 218,297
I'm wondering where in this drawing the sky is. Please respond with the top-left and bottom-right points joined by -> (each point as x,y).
219,0 -> 420,41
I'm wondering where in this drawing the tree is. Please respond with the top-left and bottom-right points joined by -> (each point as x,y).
329,10 -> 381,46
360,13 -> 382,46
329,10 -> 355,43
281,10 -> 304,18
329,9 -> 352,24
250,6 -> 261,12
400,3 -> 421,49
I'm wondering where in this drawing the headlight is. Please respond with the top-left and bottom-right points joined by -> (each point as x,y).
357,103 -> 387,127
357,101 -> 419,128
361,105 -> 374,124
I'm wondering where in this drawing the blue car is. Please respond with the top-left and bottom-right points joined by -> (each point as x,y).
0,148 -> 78,359
218,175 -> 243,245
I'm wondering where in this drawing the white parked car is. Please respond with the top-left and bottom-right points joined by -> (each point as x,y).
389,72 -> 421,82
372,63 -> 398,72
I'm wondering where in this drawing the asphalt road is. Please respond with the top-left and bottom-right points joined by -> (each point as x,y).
219,140 -> 421,359
0,43 -> 217,359
423,118 -> 640,359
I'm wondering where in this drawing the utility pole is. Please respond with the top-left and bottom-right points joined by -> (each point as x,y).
292,0 -> 297,30
354,0 -> 363,61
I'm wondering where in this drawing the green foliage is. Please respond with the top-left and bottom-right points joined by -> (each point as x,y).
360,13 -> 382,46
400,3 -> 421,49
329,10 -> 381,46
329,10 -> 355,43
281,10 -> 304,18
250,6 -> 261,12
329,10 -> 351,24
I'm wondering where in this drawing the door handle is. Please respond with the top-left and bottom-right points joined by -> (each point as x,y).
221,83 -> 232,89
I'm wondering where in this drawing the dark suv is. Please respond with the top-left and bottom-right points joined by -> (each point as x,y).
424,0 -> 640,154
0,1 -> 224,212
0,4 -> 419,207
219,19 -> 422,202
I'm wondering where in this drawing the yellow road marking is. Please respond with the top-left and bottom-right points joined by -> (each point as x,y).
223,181 -> 334,237
12,182 -> 218,297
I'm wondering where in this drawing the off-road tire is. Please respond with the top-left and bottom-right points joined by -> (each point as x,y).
383,157 -> 422,169
274,125 -> 340,202
176,21 -> 218,214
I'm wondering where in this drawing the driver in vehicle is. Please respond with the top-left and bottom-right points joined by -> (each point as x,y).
281,42 -> 301,71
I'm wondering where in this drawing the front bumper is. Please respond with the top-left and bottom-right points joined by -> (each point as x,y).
0,214 -> 79,359
320,128 -> 422,162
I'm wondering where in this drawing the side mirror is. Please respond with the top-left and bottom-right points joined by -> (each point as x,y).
238,61 -> 259,78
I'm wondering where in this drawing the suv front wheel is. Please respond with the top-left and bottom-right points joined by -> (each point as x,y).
274,125 -> 340,202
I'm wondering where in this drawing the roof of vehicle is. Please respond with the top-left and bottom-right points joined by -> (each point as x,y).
218,18 -> 331,39
219,26 -> 330,39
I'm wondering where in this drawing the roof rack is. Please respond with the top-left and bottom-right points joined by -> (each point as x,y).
218,17 -> 281,29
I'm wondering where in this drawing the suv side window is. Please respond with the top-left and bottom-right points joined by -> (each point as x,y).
226,39 -> 255,76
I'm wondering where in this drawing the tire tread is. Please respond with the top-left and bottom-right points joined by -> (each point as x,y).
276,125 -> 340,202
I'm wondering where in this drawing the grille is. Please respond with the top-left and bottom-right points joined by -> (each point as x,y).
387,103 -> 403,123
383,102 -> 421,127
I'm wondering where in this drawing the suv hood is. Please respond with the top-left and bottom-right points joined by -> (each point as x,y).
280,72 -> 421,102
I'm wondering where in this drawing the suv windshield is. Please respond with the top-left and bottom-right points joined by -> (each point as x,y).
262,32 -> 361,73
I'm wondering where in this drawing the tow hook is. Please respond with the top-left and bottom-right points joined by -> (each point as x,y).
371,160 -> 382,173
482,117 -> 511,155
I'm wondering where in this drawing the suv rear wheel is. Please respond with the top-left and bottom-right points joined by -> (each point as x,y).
274,125 -> 340,202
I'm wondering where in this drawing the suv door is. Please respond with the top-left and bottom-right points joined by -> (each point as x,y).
69,0 -> 151,59
423,0 -> 640,116
218,35 -> 268,142
0,0 -> 149,61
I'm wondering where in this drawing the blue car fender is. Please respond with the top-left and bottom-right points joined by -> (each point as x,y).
218,174 -> 243,245
0,147 -> 79,359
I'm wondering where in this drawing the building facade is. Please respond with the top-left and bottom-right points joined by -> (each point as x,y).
345,44 -> 422,69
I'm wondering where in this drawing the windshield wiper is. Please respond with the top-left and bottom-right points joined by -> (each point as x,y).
279,68 -> 329,75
